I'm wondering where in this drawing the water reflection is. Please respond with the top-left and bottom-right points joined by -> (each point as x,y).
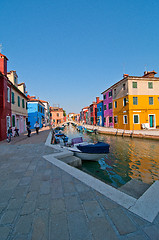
64,125 -> 159,187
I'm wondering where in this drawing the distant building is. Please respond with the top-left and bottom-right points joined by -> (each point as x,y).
89,97 -> 99,125
80,107 -> 89,124
0,53 -> 12,141
27,96 -> 45,129
50,107 -> 64,126
97,100 -> 104,126
7,70 -> 28,134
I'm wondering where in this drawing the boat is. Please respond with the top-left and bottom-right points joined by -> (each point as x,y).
52,132 -> 68,144
65,137 -> 110,161
85,128 -> 94,133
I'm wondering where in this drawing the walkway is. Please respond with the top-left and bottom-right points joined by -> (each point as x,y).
0,127 -> 159,240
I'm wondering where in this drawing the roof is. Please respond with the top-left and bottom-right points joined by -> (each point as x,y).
28,99 -> 45,106
9,80 -> 28,99
0,53 -> 8,60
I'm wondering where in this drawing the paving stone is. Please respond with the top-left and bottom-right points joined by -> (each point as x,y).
0,189 -> 13,203
67,210 -> 92,240
7,198 -> 24,210
50,212 -> 69,240
31,209 -> 49,240
61,172 -> 73,182
79,190 -> 95,201
143,224 -> 159,240
0,226 -> 11,240
40,181 -> 50,195
98,194 -> 119,210
36,194 -> 50,210
25,191 -> 38,202
19,177 -> 32,186
50,198 -> 66,215
14,214 -> 33,235
21,201 -> 36,215
51,178 -> 63,199
2,179 -> 19,190
107,207 -> 137,235
75,182 -> 90,192
1,209 -> 17,224
65,195 -> 82,212
63,181 -> 76,195
83,200 -> 104,219
89,217 -> 118,240
12,186 -> 29,199
12,235 -> 29,240
126,231 -> 149,240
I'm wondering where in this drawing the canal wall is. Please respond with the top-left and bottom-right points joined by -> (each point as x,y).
83,124 -> 159,140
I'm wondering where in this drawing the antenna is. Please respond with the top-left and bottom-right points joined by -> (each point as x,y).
144,64 -> 147,72
0,44 -> 2,53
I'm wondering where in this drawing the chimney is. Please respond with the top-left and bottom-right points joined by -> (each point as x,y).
123,74 -> 129,78
0,53 -> 8,75
96,97 -> 100,104
143,70 -> 157,78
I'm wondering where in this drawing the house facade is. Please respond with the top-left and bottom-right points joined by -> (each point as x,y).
7,71 -> 28,134
89,97 -> 99,125
27,96 -> 45,129
113,71 -> 159,130
102,89 -> 114,127
50,107 -> 64,126
0,53 -> 11,141
40,100 -> 50,126
97,100 -> 104,126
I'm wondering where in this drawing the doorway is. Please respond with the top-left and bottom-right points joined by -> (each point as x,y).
149,114 -> 155,128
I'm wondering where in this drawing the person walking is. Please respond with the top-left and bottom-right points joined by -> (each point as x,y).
34,121 -> 40,134
7,127 -> 12,142
14,127 -> 19,137
27,123 -> 31,137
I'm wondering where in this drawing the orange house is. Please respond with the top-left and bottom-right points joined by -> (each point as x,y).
50,107 -> 64,126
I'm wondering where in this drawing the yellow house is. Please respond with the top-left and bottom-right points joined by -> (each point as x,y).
113,71 -> 159,130
7,71 -> 28,134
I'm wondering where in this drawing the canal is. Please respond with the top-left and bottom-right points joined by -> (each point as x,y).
63,124 -> 159,188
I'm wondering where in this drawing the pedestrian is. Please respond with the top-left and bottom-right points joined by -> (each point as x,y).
7,127 -> 12,142
14,127 -> 19,137
34,121 -> 40,134
27,123 -> 31,137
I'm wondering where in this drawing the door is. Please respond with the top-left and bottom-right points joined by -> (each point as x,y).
6,116 -> 10,131
17,118 -> 19,129
149,115 -> 155,128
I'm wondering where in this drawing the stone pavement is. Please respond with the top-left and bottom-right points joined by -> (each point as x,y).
0,128 -> 159,240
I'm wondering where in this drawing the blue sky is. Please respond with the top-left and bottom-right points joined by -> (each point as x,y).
1,0 -> 159,113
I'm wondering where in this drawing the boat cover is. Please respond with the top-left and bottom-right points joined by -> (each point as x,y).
77,142 -> 109,154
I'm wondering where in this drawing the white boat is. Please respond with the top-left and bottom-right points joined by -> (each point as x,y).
64,137 -> 110,161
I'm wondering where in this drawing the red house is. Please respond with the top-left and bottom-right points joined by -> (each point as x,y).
89,97 -> 100,125
0,53 -> 11,141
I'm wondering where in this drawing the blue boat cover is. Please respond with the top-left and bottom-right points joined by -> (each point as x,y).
77,142 -> 110,154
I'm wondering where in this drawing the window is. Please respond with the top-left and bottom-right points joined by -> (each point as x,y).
104,117 -> 106,123
104,104 -> 106,110
22,99 -> 25,108
14,76 -> 17,84
104,94 -> 106,100
109,103 -> 112,109
26,102 -> 28,109
109,117 -> 112,123
148,82 -> 153,89
57,113 -> 59,117
11,92 -> 15,104
100,107 -> 101,112
114,89 -> 116,96
123,98 -> 126,106
123,84 -> 125,90
149,97 -> 153,105
41,107 -> 42,113
7,87 -> 10,102
114,116 -> 118,123
133,97 -> 138,105
132,82 -> 137,88
12,115 -> 15,127
123,115 -> 128,124
18,96 -> 20,107
133,114 -> 139,124
109,90 -> 112,97
114,101 -> 117,108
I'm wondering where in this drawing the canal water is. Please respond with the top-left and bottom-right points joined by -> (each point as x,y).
63,125 -> 159,188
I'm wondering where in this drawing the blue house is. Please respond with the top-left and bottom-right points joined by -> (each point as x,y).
27,96 -> 45,129
97,100 -> 104,126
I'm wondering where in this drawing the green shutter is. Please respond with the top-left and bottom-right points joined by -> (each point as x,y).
12,115 -> 15,127
18,96 -> 20,107
11,92 -> 14,104
148,82 -> 153,89
132,82 -> 137,88
22,99 -> 25,108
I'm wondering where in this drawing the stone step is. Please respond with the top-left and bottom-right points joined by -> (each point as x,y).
58,155 -> 82,167
118,179 -> 150,199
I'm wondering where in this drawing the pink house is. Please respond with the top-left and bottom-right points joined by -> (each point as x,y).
102,88 -> 114,127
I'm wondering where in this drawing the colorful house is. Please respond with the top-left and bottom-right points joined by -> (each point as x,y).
101,88 -> 114,127
50,107 -> 64,126
111,71 -> 159,130
40,100 -> 50,126
0,53 -> 11,141
7,71 -> 28,134
27,96 -> 45,129
97,100 -> 104,126
89,97 -> 100,125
